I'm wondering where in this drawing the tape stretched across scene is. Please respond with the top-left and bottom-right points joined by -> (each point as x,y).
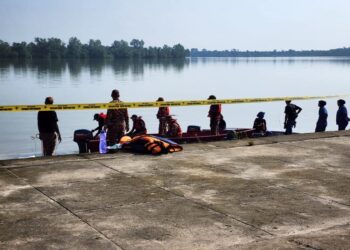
0,95 -> 345,112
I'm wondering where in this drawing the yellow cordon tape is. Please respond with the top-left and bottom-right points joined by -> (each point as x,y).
0,95 -> 345,112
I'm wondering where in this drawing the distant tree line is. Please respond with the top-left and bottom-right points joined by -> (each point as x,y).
190,48 -> 350,57
0,37 -> 189,59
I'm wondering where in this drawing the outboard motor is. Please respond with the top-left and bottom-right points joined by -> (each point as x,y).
73,129 -> 93,153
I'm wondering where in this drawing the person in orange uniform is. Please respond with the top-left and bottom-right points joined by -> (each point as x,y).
105,89 -> 129,146
128,114 -> 147,137
156,97 -> 170,135
166,115 -> 182,138
207,95 -> 222,135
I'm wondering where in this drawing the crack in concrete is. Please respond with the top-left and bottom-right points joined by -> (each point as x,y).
5,168 -> 125,250
94,160 -> 275,237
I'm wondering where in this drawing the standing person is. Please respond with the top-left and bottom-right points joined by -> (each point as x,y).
37,97 -> 62,156
253,112 -> 267,133
105,89 -> 129,146
128,114 -> 147,137
156,97 -> 170,135
166,115 -> 182,138
284,100 -> 302,135
315,100 -> 328,132
91,112 -> 106,138
207,95 -> 222,135
336,99 -> 349,131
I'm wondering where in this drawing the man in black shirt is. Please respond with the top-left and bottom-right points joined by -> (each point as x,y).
37,97 -> 62,156
284,100 -> 302,135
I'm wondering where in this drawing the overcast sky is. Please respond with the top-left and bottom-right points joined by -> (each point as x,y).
1,0 -> 350,51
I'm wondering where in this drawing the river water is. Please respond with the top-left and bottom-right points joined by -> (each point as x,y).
0,57 -> 350,159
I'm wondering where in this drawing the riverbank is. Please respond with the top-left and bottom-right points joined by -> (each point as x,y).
1,131 -> 350,249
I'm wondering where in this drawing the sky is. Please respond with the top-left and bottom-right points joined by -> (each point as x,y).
1,0 -> 350,51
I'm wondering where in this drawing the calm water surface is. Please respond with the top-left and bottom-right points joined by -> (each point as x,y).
1,57 -> 350,159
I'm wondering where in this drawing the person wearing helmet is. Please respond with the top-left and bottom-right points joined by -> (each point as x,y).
166,115 -> 182,138
128,114 -> 147,137
91,113 -> 107,138
207,95 -> 222,135
253,112 -> 267,133
105,89 -> 129,145
156,97 -> 170,135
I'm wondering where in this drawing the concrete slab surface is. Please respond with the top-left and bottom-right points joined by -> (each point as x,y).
1,131 -> 350,249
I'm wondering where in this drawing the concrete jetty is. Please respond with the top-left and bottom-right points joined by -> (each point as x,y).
1,131 -> 350,249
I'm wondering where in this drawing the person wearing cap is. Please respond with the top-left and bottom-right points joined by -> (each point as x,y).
105,89 -> 129,145
336,99 -> 350,130
91,113 -> 107,138
207,95 -> 222,135
37,96 -> 62,156
156,97 -> 170,135
315,100 -> 328,132
253,112 -> 267,134
128,114 -> 147,137
166,115 -> 182,137
284,100 -> 302,135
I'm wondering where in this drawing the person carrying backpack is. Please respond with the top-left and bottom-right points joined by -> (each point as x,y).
284,100 -> 302,135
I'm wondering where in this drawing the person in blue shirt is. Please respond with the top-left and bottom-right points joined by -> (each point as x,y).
336,99 -> 349,130
315,100 -> 328,132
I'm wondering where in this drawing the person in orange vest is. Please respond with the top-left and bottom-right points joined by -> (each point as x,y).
128,114 -> 147,137
207,95 -> 222,135
166,115 -> 182,138
156,97 -> 170,135
105,89 -> 129,145
91,113 -> 107,138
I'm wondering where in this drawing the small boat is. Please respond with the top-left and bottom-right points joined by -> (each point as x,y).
73,126 -> 283,154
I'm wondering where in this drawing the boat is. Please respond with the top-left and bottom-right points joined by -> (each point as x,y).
73,126 -> 283,154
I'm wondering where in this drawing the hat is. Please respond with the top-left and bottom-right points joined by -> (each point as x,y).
318,100 -> 326,106
285,100 -> 292,103
157,97 -> 164,101
131,114 -> 138,119
257,112 -> 265,118
208,95 -> 216,100
338,99 -> 346,105
93,113 -> 99,120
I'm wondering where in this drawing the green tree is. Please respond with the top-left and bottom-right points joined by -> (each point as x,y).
11,42 -> 30,58
110,40 -> 131,58
0,40 -> 11,58
67,37 -> 83,58
87,39 -> 106,59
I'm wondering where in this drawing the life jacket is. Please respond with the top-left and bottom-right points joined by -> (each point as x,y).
167,120 -> 182,137
121,135 -> 183,155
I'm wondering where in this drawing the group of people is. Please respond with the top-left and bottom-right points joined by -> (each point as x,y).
252,99 -> 350,135
37,90 -> 350,156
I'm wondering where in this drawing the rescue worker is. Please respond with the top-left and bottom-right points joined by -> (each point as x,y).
128,114 -> 147,137
156,97 -> 170,135
166,115 -> 182,138
284,100 -> 302,135
91,113 -> 106,138
315,100 -> 328,132
336,99 -> 350,130
253,112 -> 267,133
105,89 -> 129,146
219,114 -> 226,131
37,97 -> 62,156
207,95 -> 222,135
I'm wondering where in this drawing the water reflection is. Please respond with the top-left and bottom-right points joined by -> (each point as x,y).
0,58 -> 190,81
